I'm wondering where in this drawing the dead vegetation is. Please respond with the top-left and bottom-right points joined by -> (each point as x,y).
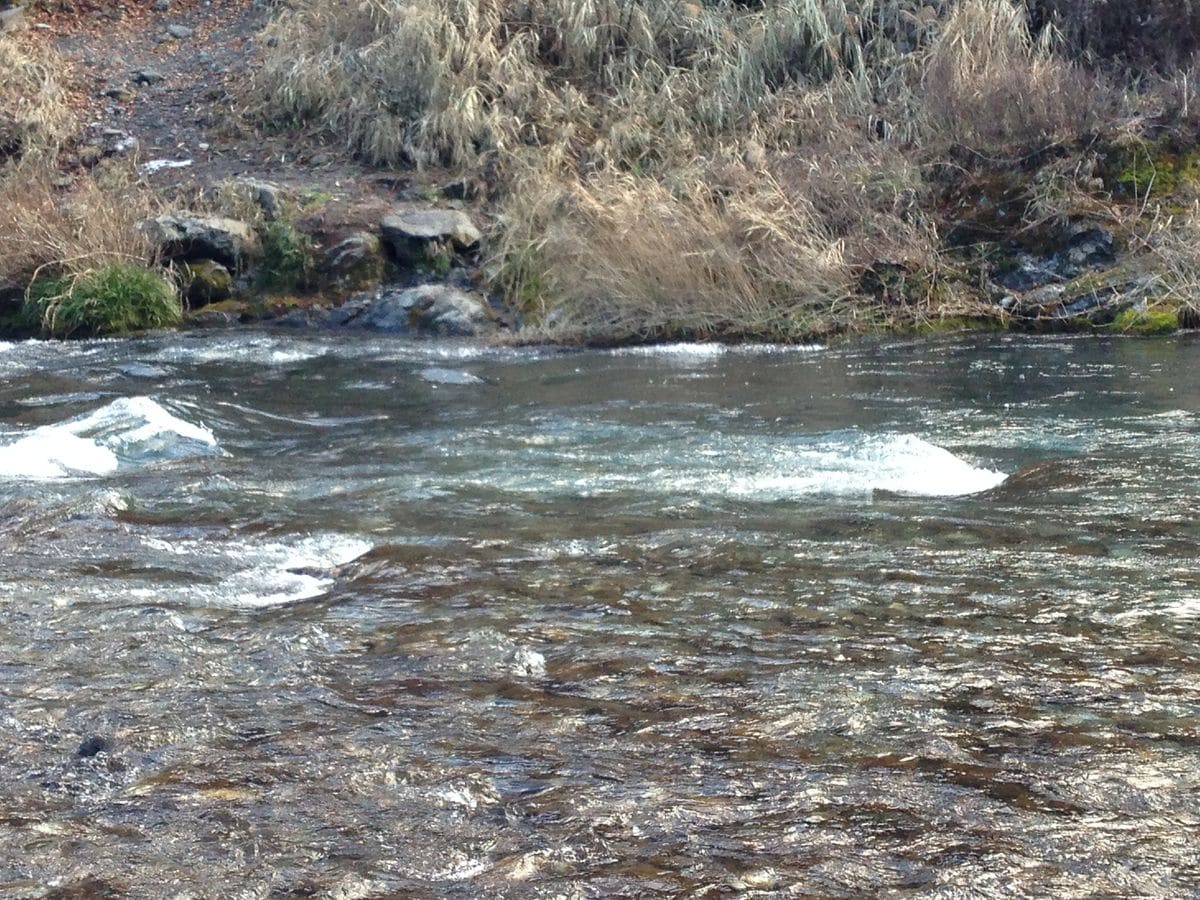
0,30 -> 74,165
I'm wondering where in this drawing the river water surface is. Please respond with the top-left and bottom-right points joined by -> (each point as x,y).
0,331 -> 1198,897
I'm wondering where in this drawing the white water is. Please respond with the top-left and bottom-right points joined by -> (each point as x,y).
0,396 -> 219,480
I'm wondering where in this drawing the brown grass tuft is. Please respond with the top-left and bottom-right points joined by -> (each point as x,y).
0,31 -> 74,165
0,160 -> 161,288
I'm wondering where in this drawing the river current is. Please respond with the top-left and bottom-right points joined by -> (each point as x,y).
0,330 -> 1198,897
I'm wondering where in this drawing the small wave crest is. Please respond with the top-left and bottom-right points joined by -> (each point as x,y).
717,433 -> 1008,498
0,396 -> 219,480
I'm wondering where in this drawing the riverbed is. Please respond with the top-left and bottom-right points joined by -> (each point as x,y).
0,330 -> 1198,896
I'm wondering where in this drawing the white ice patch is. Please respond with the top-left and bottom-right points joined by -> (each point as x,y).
609,342 -> 823,358
141,158 -> 193,174
0,396 -> 219,480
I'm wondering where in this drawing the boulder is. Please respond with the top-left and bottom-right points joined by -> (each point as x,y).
0,5 -> 25,32
320,233 -> 385,290
355,285 -> 496,337
226,177 -> 283,220
148,214 -> 260,269
179,259 -> 233,307
380,209 -> 482,266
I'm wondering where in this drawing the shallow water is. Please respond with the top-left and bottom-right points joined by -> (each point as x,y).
1,330 -> 1199,897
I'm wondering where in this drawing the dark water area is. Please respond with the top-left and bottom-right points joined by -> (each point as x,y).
0,331 -> 1198,897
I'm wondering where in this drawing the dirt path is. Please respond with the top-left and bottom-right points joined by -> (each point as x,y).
40,0 -> 397,205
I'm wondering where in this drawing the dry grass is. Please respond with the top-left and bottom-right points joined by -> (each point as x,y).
0,160 -> 161,289
920,0 -> 1105,150
0,31 -> 75,165
251,0 -> 1200,341
1146,203 -> 1200,314
494,165 -> 854,342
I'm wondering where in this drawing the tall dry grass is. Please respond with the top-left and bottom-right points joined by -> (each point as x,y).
0,161 -> 161,289
254,0 -> 1200,340
0,31 -> 74,164
920,0 -> 1105,150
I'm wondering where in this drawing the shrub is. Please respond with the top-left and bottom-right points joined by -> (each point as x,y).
254,220 -> 317,293
24,263 -> 181,338
1026,0 -> 1200,70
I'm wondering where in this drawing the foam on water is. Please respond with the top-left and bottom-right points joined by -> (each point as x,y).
154,335 -> 326,366
0,396 -> 219,480
610,342 -> 824,359
139,532 -> 372,607
419,367 -> 484,385
714,433 -> 1008,498
478,428 -> 1006,499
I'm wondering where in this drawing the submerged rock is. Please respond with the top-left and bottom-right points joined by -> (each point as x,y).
148,214 -> 260,269
280,285 -> 498,337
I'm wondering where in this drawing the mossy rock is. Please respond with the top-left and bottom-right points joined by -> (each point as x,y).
179,259 -> 233,307
319,232 -> 384,291
254,220 -> 317,294
1108,305 -> 1180,335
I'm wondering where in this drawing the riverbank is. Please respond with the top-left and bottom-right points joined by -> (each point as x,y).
2,0 -> 1200,344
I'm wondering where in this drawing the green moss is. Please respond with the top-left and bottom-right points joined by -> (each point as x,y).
298,187 -> 332,210
1109,305 -> 1180,335
23,264 -> 181,338
1107,140 -> 1200,199
255,220 -> 317,293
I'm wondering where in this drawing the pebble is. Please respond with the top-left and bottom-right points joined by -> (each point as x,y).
167,24 -> 193,39
132,68 -> 165,86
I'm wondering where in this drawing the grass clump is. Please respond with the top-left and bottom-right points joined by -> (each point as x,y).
24,263 -> 181,338
254,220 -> 317,293
0,31 -> 74,166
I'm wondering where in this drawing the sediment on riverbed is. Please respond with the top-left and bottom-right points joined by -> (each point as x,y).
2,0 -> 1200,344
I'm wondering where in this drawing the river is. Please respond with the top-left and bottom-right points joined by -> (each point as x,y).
0,330 -> 1197,897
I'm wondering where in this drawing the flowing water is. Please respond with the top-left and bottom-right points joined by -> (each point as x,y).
0,330 -> 1198,897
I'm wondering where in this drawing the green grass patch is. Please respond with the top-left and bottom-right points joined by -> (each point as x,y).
255,221 -> 317,293
23,264 -> 181,338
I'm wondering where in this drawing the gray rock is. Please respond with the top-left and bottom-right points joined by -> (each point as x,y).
355,285 -> 496,337
229,177 -> 283,220
153,0 -> 170,10
147,214 -> 260,269
380,209 -> 482,265
131,68 -> 164,86
0,5 -> 25,32
320,233 -> 384,290
167,24 -> 193,39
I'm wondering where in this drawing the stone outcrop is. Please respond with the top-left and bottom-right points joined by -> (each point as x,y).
320,233 -> 385,291
380,209 -> 482,266
147,214 -> 260,269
